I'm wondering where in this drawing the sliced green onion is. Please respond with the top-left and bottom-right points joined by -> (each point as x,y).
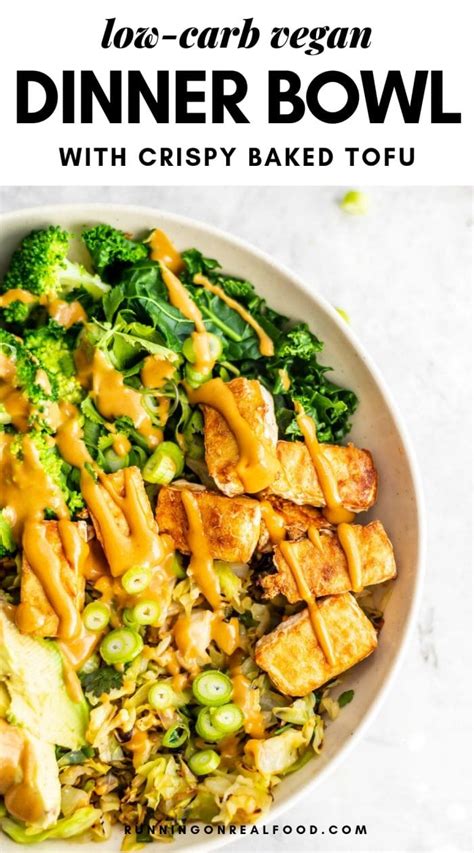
121,565 -> 152,595
162,721 -> 189,749
182,336 -> 196,363
169,553 -> 186,579
103,447 -> 129,473
100,628 -> 143,665
82,601 -> 110,632
148,681 -> 176,710
142,441 -> 184,485
195,707 -> 223,742
131,599 -> 161,626
78,653 -> 100,676
183,334 -> 223,365
209,703 -> 244,735
189,749 -> 220,776
339,190 -> 369,215
335,307 -> 351,324
192,670 -> 233,706
185,363 -> 213,389
122,608 -> 139,629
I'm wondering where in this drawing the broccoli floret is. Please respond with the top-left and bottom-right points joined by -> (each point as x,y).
1,226 -> 110,300
0,510 -> 16,558
9,432 -> 84,517
24,322 -> 83,405
0,328 -> 56,408
2,226 -> 69,296
1,300 -> 33,325
82,224 -> 148,280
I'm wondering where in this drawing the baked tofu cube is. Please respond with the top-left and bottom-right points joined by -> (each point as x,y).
89,467 -> 150,539
258,497 -> 328,551
255,593 -> 377,696
88,467 -> 160,576
18,521 -> 87,638
201,377 -> 279,497
157,485 -> 261,564
262,520 -> 396,601
267,441 -> 377,512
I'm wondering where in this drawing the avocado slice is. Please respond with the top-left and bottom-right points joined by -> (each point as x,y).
0,682 -> 10,717
0,607 -> 89,750
0,720 -> 61,829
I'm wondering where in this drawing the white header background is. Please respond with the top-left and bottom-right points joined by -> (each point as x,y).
0,0 -> 471,185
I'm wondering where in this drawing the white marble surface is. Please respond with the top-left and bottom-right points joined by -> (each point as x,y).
0,187 -> 471,852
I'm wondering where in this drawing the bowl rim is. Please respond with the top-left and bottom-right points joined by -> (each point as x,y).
0,202 -> 426,851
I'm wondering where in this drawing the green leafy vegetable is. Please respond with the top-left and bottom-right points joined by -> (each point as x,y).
181,248 -> 220,277
102,261 -> 194,351
80,665 -> 123,697
239,319 -> 358,442
56,745 -> 95,766
1,807 -> 100,844
180,250 -> 355,440
338,689 -> 355,708
82,224 -> 148,280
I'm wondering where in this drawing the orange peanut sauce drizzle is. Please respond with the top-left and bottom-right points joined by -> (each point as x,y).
47,299 -> 87,328
57,404 -> 166,578
193,273 -> 274,357
159,262 -> 214,376
230,654 -> 265,738
174,489 -> 240,666
0,289 -> 37,308
187,378 -> 280,493
0,288 -> 88,330
149,228 -> 184,274
140,355 -> 176,389
336,521 -> 363,592
295,405 -> 362,590
260,500 -> 286,544
279,539 -> 336,667
0,721 -> 48,825
0,354 -> 30,431
295,402 -> 355,525
90,350 -> 162,447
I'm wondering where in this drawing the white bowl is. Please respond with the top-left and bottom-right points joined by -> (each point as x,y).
0,204 -> 425,851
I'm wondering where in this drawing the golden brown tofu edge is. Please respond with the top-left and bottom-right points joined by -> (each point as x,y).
255,593 -> 378,696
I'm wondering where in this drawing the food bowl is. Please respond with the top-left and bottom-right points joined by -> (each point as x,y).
0,203 -> 425,851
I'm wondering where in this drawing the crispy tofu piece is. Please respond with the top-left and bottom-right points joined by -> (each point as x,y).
267,441 -> 377,511
201,377 -> 279,497
255,593 -> 377,696
258,496 -> 329,551
157,484 -> 261,563
89,466 -> 158,552
19,521 -> 87,638
262,520 -> 396,601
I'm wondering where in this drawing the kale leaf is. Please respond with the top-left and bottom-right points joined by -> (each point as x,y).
181,248 -> 220,277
